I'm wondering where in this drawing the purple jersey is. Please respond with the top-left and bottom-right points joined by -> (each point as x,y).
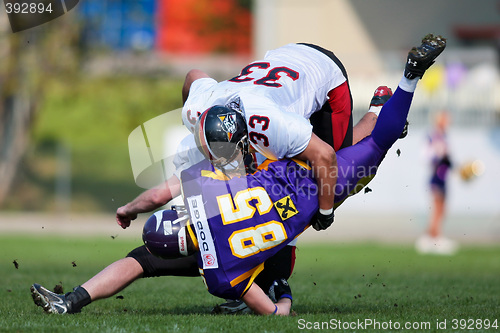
180,135 -> 386,299
182,159 -> 318,299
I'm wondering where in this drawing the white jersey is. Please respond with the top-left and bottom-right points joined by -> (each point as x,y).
173,134 -> 205,179
182,43 -> 347,160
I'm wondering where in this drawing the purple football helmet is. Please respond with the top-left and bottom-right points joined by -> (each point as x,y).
142,208 -> 192,259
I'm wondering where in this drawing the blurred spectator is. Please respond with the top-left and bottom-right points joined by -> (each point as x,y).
416,110 -> 458,255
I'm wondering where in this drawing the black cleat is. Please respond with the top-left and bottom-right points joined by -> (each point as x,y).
31,283 -> 75,314
404,34 -> 446,79
369,86 -> 393,107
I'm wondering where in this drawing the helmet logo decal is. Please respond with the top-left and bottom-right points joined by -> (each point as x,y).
218,114 -> 238,141
163,221 -> 173,235
154,210 -> 163,232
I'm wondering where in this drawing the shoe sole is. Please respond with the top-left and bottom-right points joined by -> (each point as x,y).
31,285 -> 57,314
405,34 -> 446,79
422,34 -> 446,48
411,34 -> 446,59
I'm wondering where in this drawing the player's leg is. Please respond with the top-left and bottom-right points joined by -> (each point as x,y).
353,86 -> 394,144
31,284 -> 91,314
332,86 -> 415,207
371,86 -> 414,150
416,183 -> 457,254
31,245 -> 199,314
372,33 -> 446,149
82,246 -> 198,302
33,256 -> 145,313
80,257 -> 143,302
352,112 -> 377,145
32,257 -> 135,314
428,185 -> 446,238
333,34 -> 447,207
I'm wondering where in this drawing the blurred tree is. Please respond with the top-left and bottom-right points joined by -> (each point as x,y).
0,13 -> 80,206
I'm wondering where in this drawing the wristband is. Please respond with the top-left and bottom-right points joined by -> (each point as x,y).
272,304 -> 278,315
319,207 -> 334,215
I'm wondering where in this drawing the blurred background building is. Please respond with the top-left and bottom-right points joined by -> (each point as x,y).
0,0 -> 498,242
74,0 -> 500,125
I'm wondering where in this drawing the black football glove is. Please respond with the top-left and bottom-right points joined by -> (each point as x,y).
268,278 -> 292,303
311,210 -> 335,231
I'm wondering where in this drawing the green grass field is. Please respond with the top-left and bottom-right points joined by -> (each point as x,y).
2,235 -> 499,332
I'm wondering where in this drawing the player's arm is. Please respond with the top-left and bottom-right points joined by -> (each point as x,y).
242,283 -> 291,316
295,133 -> 337,230
268,111 -> 336,228
116,175 -> 181,229
182,69 -> 211,104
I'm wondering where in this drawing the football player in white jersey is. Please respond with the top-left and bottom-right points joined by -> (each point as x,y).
182,43 -> 360,231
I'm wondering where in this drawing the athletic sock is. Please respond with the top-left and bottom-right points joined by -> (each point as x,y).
371,86 -> 414,150
367,105 -> 383,117
66,286 -> 91,313
398,76 -> 419,93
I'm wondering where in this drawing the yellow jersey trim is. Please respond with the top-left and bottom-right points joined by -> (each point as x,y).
231,263 -> 265,297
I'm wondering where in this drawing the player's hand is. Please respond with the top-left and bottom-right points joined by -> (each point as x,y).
311,210 -> 334,231
116,206 -> 137,229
